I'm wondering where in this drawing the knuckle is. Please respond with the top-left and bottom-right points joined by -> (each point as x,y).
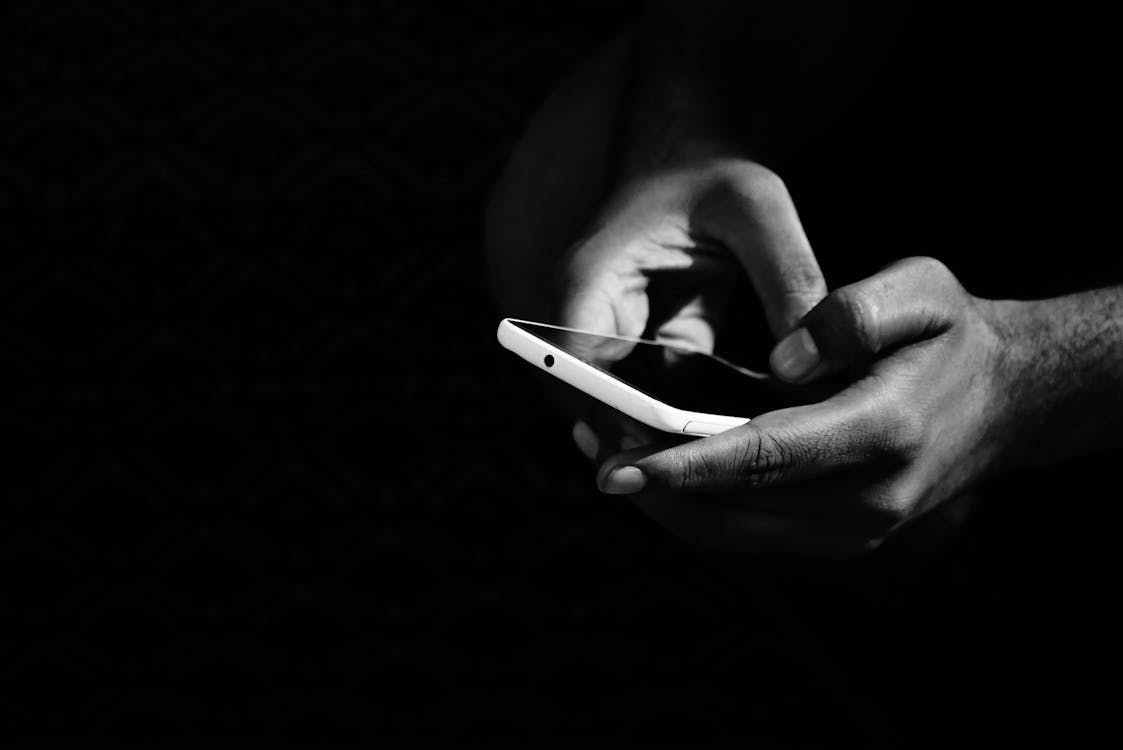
904,255 -> 952,280
787,279 -> 829,314
853,377 -> 927,462
901,256 -> 962,297
675,447 -> 714,491
720,162 -> 789,204
733,427 -> 795,489
875,395 -> 929,461
842,289 -> 877,350
778,261 -> 829,309
761,433 -> 798,484
818,286 -> 878,358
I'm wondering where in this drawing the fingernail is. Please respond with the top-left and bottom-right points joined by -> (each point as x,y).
770,327 -> 820,381
600,466 -> 646,495
572,420 -> 599,461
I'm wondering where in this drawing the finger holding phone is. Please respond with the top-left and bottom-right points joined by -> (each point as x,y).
553,157 -> 827,457
593,257 -> 1123,557
487,8 -> 1123,556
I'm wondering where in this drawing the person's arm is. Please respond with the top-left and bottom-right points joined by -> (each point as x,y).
610,0 -> 744,178
550,0 -> 909,346
592,258 -> 1123,556
995,288 -> 1123,467
487,1 -> 904,330
486,2 -> 907,463
614,1 -> 906,179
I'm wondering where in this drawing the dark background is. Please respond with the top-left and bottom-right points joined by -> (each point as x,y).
2,1 -> 1120,746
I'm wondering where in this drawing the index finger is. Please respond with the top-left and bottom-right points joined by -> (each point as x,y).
694,166 -> 827,337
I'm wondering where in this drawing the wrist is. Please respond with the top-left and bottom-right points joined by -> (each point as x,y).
984,292 -> 1123,469
981,298 -> 1049,470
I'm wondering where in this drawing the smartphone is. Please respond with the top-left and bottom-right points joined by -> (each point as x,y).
497,317 -> 788,437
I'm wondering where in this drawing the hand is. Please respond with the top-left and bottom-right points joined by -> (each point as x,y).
557,158 -> 826,451
558,158 -> 824,347
593,256 -> 1020,557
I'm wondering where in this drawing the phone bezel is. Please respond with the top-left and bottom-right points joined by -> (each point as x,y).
497,318 -> 751,437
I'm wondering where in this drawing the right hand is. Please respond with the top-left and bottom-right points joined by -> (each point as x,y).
556,158 -> 827,457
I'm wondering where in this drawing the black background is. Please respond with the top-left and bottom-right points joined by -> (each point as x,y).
2,1 -> 1121,746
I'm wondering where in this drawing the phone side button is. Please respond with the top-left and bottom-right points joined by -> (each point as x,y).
682,421 -> 740,436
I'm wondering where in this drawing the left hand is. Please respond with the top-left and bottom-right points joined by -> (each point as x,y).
594,256 -> 1020,557
554,158 -> 825,456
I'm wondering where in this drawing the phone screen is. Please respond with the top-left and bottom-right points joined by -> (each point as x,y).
510,320 -> 791,417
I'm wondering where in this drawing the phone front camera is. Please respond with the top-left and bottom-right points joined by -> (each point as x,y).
544,354 -> 554,368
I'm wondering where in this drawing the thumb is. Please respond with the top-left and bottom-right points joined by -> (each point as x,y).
597,386 -> 879,495
769,256 -> 963,383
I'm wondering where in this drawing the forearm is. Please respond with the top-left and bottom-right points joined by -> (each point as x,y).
994,287 -> 1123,468
616,2 -> 904,180
614,0 -> 747,178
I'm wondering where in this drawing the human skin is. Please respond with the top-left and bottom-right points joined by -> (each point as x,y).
497,2 -> 903,447
591,258 -> 1123,556
487,5 -> 1123,556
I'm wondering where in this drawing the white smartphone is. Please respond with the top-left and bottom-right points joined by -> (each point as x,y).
497,317 -> 783,437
